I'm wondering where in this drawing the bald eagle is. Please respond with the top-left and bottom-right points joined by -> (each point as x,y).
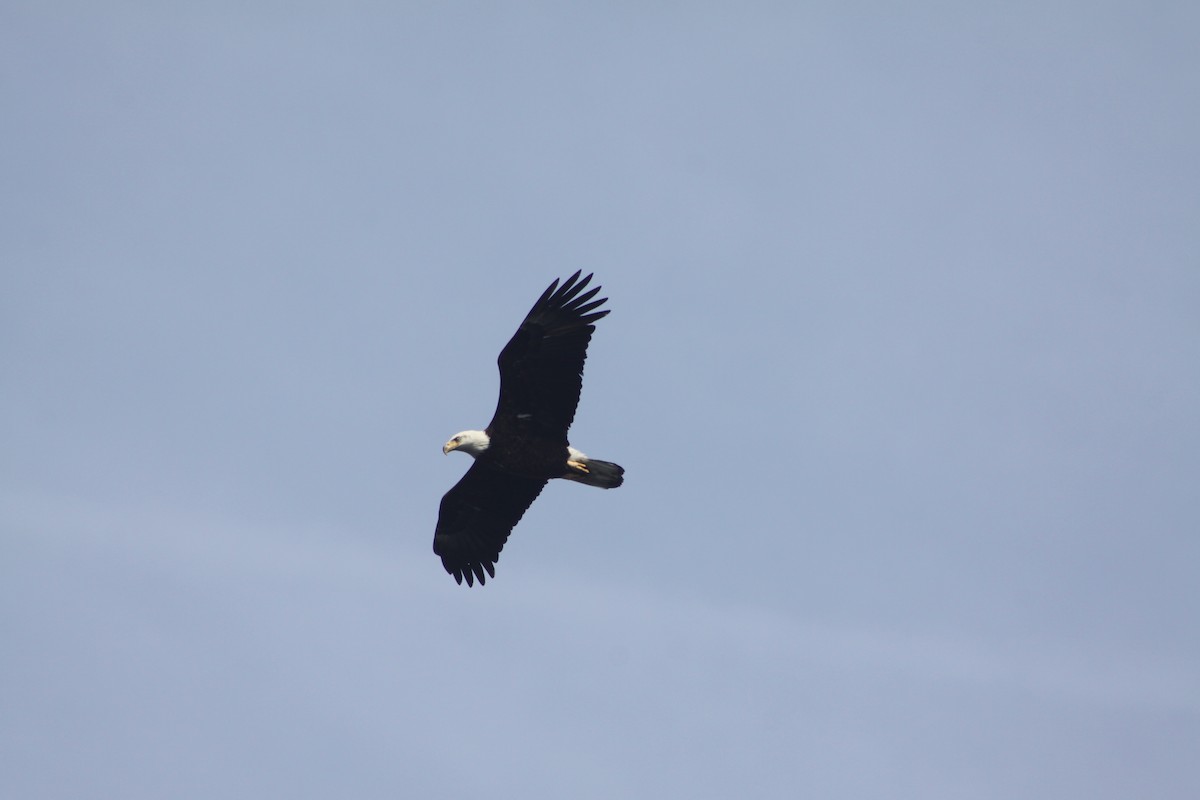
435,271 -> 624,586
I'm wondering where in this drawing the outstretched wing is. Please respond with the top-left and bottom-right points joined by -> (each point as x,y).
433,462 -> 547,586
488,271 -> 609,446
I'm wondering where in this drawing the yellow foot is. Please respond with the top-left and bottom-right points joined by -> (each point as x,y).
567,460 -> 590,473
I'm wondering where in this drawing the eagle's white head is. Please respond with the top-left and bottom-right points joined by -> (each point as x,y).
443,430 -> 491,457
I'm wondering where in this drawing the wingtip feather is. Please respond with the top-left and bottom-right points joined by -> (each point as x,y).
557,270 -> 583,298
533,278 -> 560,310
569,285 -> 603,309
576,296 -> 608,315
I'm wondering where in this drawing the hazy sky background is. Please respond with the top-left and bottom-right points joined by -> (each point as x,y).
3,3 -> 1198,797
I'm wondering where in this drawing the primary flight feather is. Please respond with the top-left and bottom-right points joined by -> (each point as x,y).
434,271 -> 624,586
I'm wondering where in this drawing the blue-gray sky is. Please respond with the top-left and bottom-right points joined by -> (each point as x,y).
3,3 -> 1198,798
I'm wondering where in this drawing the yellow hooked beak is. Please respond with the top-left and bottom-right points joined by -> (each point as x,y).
442,439 -> 458,455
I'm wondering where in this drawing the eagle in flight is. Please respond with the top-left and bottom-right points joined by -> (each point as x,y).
435,271 -> 624,586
